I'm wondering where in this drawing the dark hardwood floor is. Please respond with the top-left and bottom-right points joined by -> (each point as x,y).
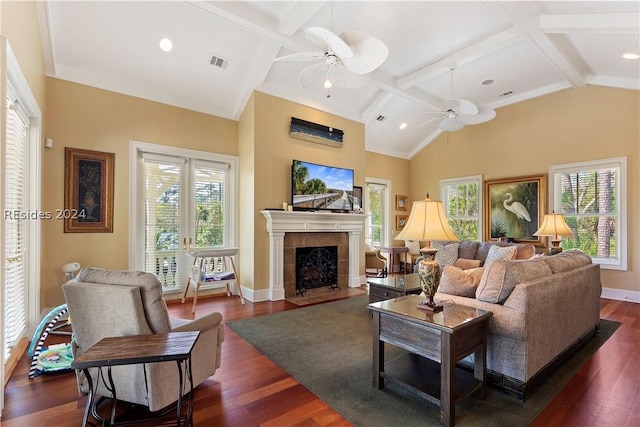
2,291 -> 638,426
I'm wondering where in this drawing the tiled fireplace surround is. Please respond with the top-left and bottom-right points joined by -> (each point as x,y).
262,211 -> 367,301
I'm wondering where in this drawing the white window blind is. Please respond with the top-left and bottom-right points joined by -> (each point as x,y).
550,158 -> 627,270
4,96 -> 29,360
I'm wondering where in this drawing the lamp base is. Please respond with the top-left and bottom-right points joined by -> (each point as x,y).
416,300 -> 443,313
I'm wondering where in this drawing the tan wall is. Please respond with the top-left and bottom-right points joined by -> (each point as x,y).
364,151 -> 412,244
42,78 -> 238,307
1,0 -> 46,109
411,86 -> 639,293
250,91 -> 366,292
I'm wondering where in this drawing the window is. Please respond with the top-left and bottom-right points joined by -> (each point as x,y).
550,158 -> 627,270
130,142 -> 238,293
365,179 -> 390,247
439,175 -> 482,241
2,41 -> 42,394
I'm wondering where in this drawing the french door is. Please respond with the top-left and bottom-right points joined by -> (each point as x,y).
131,142 -> 237,294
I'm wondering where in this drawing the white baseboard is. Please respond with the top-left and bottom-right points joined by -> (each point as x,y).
601,287 -> 640,303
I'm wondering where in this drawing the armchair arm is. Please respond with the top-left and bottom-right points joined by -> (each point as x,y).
170,311 -> 223,333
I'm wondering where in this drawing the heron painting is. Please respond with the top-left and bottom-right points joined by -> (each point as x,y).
484,175 -> 546,245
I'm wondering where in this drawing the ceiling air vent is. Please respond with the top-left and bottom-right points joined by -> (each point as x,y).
376,115 -> 386,122
499,90 -> 514,97
210,54 -> 230,70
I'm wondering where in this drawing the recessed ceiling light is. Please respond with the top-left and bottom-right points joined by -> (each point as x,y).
622,53 -> 639,59
159,38 -> 173,52
481,79 -> 494,85
399,122 -> 407,130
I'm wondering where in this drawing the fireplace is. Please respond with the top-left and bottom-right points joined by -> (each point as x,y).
262,211 -> 367,301
284,232 -> 347,297
295,245 -> 339,296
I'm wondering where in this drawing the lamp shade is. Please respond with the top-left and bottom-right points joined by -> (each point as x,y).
533,212 -> 574,238
396,197 -> 460,242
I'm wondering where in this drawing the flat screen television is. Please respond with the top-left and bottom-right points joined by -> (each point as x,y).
291,159 -> 355,212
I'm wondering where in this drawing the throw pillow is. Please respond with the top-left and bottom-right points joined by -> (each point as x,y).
438,265 -> 484,297
433,242 -> 459,272
484,245 -> 517,266
454,258 -> 481,270
476,259 -> 552,304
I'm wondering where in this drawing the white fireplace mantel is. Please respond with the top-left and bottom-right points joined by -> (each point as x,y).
261,210 -> 367,301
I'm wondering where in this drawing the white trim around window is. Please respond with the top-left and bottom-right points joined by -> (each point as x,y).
364,177 -> 392,247
549,157 -> 627,271
439,175 -> 483,241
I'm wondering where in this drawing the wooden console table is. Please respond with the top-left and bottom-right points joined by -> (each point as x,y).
378,246 -> 409,274
71,331 -> 199,427
369,295 -> 492,426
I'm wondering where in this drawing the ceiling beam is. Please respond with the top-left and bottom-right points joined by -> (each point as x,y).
371,69 -> 443,111
498,2 -> 587,88
397,27 -> 524,90
277,1 -> 326,36
540,13 -> 640,34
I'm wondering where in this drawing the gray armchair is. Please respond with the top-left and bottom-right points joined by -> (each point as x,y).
62,267 -> 224,412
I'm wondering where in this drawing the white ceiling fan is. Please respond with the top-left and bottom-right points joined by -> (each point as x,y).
420,67 -> 496,131
274,26 -> 388,92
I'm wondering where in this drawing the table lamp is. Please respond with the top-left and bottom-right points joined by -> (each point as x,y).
396,195 -> 459,312
533,211 -> 574,255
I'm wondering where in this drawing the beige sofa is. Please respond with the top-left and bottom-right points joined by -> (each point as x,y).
432,245 -> 601,400
63,268 -> 225,412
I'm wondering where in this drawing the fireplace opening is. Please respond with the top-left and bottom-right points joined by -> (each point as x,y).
295,245 -> 339,296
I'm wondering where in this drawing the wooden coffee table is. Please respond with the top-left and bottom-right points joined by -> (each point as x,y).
367,273 -> 422,303
369,295 -> 492,427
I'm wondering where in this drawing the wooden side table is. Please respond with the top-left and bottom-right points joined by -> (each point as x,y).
182,247 -> 245,313
378,246 -> 409,274
367,274 -> 422,304
369,295 -> 492,426
71,331 -> 199,427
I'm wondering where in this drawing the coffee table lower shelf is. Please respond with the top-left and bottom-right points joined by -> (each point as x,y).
383,353 -> 482,405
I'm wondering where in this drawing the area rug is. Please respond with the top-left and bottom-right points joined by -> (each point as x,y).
227,296 -> 619,427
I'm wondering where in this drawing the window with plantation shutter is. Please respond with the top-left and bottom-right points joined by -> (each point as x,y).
549,158 -> 627,270
439,175 -> 483,241
4,93 -> 28,361
135,145 -> 236,294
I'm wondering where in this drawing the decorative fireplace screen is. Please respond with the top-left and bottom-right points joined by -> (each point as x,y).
295,245 -> 339,296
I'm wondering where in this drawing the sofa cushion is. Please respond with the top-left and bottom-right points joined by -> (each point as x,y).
476,259 -> 553,304
484,245 -> 517,266
543,249 -> 592,273
439,265 -> 484,297
457,240 -> 479,259
434,242 -> 459,270
454,258 -> 482,270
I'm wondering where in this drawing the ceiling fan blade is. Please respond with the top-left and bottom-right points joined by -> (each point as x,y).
328,65 -> 371,89
304,27 -> 353,59
298,63 -> 327,88
274,51 -> 326,62
444,99 -> 478,116
339,31 -> 389,74
459,105 -> 497,125
438,116 -> 465,132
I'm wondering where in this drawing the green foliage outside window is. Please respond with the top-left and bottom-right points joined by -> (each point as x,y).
444,181 -> 479,240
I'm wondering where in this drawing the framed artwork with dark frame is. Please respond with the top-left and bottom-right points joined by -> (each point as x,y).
396,195 -> 408,211
483,174 -> 546,246
352,186 -> 363,210
396,215 -> 408,231
64,148 -> 115,233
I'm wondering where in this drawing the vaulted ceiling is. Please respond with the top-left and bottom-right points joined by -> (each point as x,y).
37,1 -> 639,159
